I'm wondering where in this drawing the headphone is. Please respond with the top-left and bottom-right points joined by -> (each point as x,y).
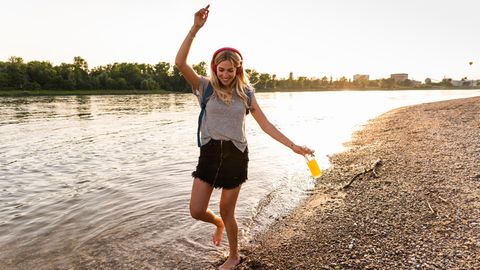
210,47 -> 243,75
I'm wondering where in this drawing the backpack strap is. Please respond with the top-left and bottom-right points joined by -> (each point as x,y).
197,82 -> 214,147
245,87 -> 253,115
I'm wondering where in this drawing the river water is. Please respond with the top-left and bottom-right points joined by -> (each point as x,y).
0,89 -> 478,269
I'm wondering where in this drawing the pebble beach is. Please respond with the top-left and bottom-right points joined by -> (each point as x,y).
235,96 -> 480,269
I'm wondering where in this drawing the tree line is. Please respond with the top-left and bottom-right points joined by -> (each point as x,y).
0,56 -> 196,92
0,56 -> 463,93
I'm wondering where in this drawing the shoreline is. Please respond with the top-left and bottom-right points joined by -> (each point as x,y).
236,96 -> 480,269
0,89 -> 173,97
1,88 -> 479,97
257,87 -> 480,93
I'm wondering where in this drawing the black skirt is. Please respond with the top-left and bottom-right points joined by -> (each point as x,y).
192,139 -> 249,189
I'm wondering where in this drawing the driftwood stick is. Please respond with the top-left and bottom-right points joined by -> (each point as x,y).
438,196 -> 448,203
343,171 -> 365,189
343,159 -> 383,189
427,201 -> 435,214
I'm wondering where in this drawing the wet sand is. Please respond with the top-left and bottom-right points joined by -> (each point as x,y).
236,96 -> 480,269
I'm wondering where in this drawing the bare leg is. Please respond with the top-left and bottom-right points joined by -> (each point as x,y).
190,178 -> 224,246
218,185 -> 242,270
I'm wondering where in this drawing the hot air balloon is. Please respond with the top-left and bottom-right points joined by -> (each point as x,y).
469,61 -> 473,65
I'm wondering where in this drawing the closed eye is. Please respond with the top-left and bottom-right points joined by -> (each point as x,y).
219,68 -> 235,73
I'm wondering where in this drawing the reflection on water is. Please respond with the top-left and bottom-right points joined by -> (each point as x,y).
0,90 -> 479,269
0,95 -> 197,126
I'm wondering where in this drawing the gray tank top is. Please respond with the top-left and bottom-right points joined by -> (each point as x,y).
194,77 -> 253,152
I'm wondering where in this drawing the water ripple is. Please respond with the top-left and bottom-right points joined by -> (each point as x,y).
0,90 -> 478,268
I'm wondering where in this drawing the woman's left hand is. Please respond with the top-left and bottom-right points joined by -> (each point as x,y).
193,5 -> 210,29
291,144 -> 315,156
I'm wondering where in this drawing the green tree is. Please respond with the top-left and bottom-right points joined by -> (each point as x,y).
320,76 -> 329,87
138,63 -> 154,76
26,61 -> 58,89
110,63 -> 143,89
105,77 -> 117,90
73,56 -> 90,89
380,78 -> 395,89
55,63 -> 76,90
154,62 -> 172,90
141,78 -> 159,90
171,65 -> 189,91
259,73 -> 271,89
7,56 -> 27,89
367,80 -> 380,88
117,78 -> 128,89
193,61 -> 208,76
298,76 -> 307,88
271,74 -> 277,89
399,79 -> 413,87
353,76 -> 368,89
0,62 -> 8,88
246,69 -> 259,85
73,56 -> 88,71
334,76 -> 348,89
91,70 -> 110,90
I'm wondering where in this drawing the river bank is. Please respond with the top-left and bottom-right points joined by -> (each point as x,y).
235,96 -> 480,269
1,88 -> 479,97
0,89 -> 172,97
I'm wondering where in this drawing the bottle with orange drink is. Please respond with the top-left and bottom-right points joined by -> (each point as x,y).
305,154 -> 321,179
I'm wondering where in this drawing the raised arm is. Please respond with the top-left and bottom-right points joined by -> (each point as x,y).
250,95 -> 315,156
175,5 -> 210,91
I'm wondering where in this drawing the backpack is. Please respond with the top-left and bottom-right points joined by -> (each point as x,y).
197,82 -> 253,147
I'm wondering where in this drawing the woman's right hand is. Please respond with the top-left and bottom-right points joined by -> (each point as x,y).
291,144 -> 315,157
194,5 -> 210,29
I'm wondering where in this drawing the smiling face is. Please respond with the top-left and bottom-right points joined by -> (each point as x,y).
216,60 -> 237,87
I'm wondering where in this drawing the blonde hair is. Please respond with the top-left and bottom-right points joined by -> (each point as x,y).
209,50 -> 253,108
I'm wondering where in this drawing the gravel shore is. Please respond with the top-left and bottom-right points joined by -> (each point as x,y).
237,96 -> 480,269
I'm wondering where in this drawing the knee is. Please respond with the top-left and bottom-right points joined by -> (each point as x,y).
189,205 -> 205,220
219,205 -> 235,220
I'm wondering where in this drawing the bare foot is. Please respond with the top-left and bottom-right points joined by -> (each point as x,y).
218,255 -> 241,270
212,223 -> 224,246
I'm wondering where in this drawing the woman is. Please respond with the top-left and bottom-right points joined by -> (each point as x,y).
175,5 -> 315,270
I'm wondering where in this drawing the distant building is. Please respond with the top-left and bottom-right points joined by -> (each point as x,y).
390,73 -> 408,83
451,79 -> 477,87
353,74 -> 369,81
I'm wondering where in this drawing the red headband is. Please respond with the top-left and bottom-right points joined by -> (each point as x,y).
210,47 -> 243,74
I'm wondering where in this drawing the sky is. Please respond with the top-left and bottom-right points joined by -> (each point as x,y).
1,0 -> 479,81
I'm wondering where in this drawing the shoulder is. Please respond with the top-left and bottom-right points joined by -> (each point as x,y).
244,84 -> 255,97
200,76 -> 210,84
194,76 -> 212,97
